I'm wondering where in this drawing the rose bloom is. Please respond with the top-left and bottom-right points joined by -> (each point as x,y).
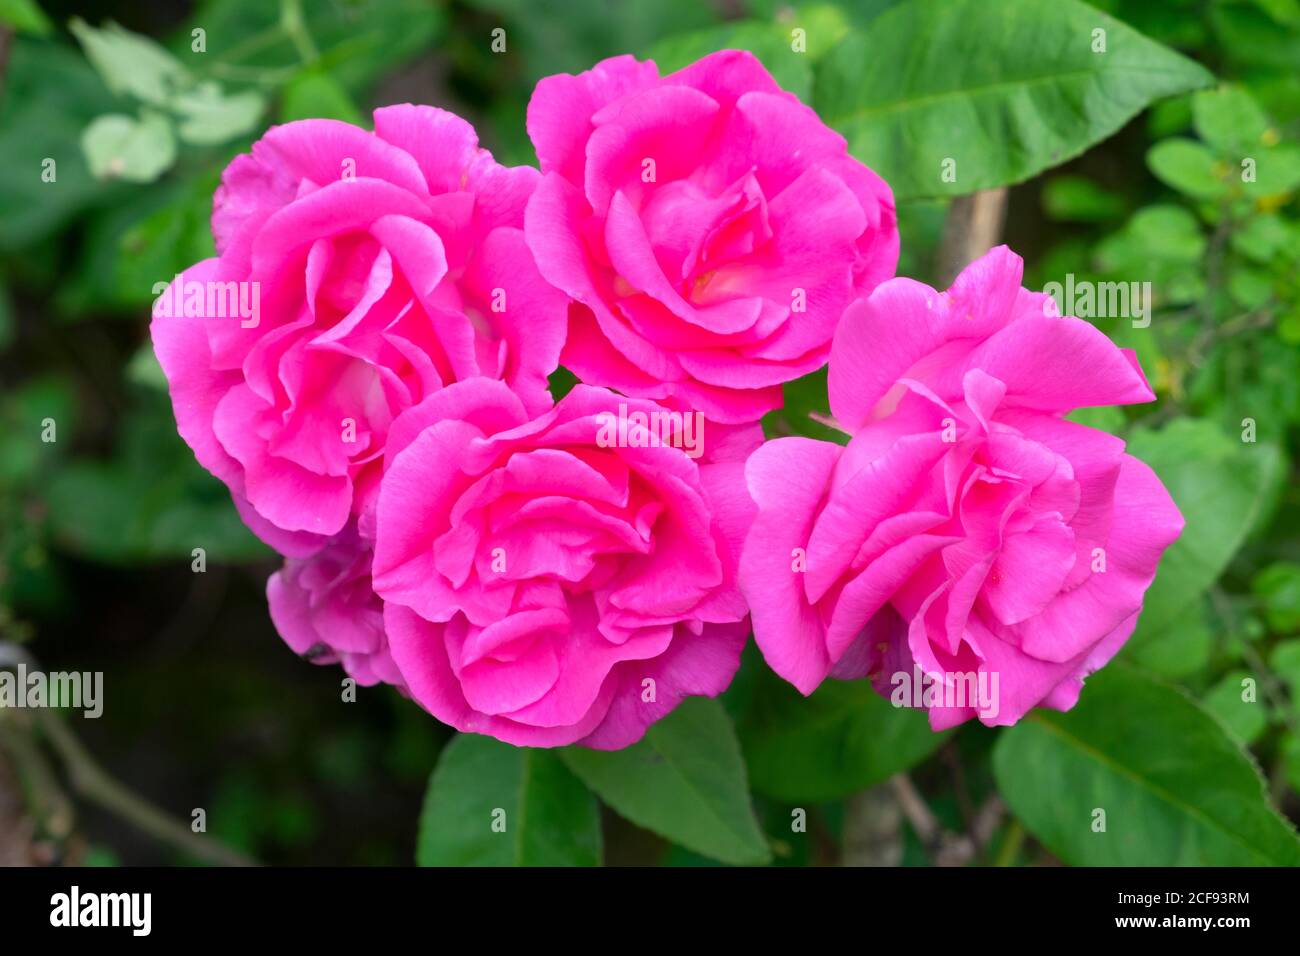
739,247 -> 1183,728
370,378 -> 753,748
525,50 -> 899,425
267,521 -> 400,687
151,106 -> 566,556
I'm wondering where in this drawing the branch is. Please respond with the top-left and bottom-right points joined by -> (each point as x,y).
0,26 -> 13,99
935,189 -> 1009,287
890,774 -> 1005,866
34,710 -> 256,867
0,744 -> 42,865
0,643 -> 256,866
841,785 -> 903,866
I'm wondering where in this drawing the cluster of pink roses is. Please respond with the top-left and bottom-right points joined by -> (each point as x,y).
152,51 -> 1182,749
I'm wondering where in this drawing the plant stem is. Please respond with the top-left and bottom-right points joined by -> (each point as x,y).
935,188 -> 1009,287
34,709 -> 257,867
280,0 -> 319,65
0,26 -> 12,98
0,643 -> 256,866
994,819 -> 1024,866
841,785 -> 903,866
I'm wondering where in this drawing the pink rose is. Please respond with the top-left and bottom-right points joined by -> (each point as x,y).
370,378 -> 753,748
524,51 -> 899,425
738,247 -> 1183,729
151,106 -> 566,555
267,522 -> 401,687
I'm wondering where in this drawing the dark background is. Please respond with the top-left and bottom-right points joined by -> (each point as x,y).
2,0 -> 1299,866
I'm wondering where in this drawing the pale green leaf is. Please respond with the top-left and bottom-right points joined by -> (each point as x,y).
82,112 -> 177,183
172,84 -> 265,145
69,17 -> 191,106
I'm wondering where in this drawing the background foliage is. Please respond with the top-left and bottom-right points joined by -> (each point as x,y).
1,0 -> 1298,867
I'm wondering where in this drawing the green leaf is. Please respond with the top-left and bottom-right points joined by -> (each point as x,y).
46,460 -> 268,563
648,21 -> 813,101
994,665 -> 1300,865
1123,419 -> 1282,639
1124,204 -> 1206,262
1124,595 -> 1212,678
1193,85 -> 1273,156
69,17 -> 192,107
81,112 -> 177,183
416,734 -> 601,866
1283,733 -> 1300,795
762,368 -> 847,444
1147,93 -> 1193,139
1147,138 -> 1231,199
1231,213 -> 1292,262
1041,174 -> 1126,222
1210,2 -> 1300,73
464,0 -> 715,77
1249,143 -> 1300,198
1271,640 -> 1300,715
1064,405 -> 1127,435
1280,308 -> 1300,346
43,393 -> 268,563
175,0 -> 444,91
1201,670 -> 1267,744
546,366 -> 580,401
113,173 -> 219,302
126,343 -> 168,390
747,0 -> 903,28
1227,264 -> 1274,309
1090,205 -> 1206,310
0,375 -> 75,487
1250,0 -> 1300,27
0,0 -> 52,35
781,3 -> 853,58
280,70 -> 364,124
814,0 -> 1214,201
54,174 -> 215,315
1096,0 -> 1209,49
560,698 -> 771,865
172,84 -> 265,145
739,669 -> 945,802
